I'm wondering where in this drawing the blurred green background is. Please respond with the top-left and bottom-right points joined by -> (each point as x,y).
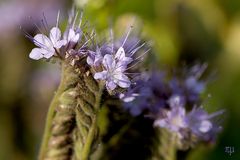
0,0 -> 240,159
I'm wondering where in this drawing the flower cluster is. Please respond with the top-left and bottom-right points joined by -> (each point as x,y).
120,65 -> 224,149
27,10 -> 224,150
27,11 -> 147,93
29,11 -> 82,60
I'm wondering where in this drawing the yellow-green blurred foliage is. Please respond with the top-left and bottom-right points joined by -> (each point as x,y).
0,0 -> 240,159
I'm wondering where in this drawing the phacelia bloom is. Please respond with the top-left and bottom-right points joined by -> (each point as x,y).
65,28 -> 80,44
29,27 -> 67,60
185,107 -> 224,142
63,10 -> 83,49
154,96 -> 187,134
121,64 -> 208,116
87,46 -> 106,67
120,65 -> 224,147
153,95 -> 224,145
92,28 -> 148,92
27,10 -> 88,61
94,47 -> 133,91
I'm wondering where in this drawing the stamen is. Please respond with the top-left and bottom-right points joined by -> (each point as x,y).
28,16 -> 45,35
125,49 -> 150,71
208,110 -> 225,119
72,11 -> 79,29
128,40 -> 141,53
129,43 -> 145,57
42,12 -> 50,29
122,26 -> 133,47
41,19 -> 48,33
20,26 -> 46,49
78,12 -> 84,28
134,48 -> 150,61
110,28 -> 114,54
56,10 -> 60,28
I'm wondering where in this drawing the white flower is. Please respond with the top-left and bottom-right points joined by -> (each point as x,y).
29,27 -> 67,60
94,47 -> 133,91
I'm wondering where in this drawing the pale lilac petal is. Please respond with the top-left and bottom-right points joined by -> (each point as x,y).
154,119 -> 167,128
103,54 -> 115,70
115,47 -> 125,61
94,71 -> 108,80
87,56 -> 94,66
49,27 -> 61,44
115,59 -> 132,72
43,49 -> 55,59
106,80 -> 117,91
54,40 -> 67,48
122,96 -> 136,102
122,57 -> 133,64
29,48 -> 44,60
73,34 -> 80,43
68,29 -> 80,43
34,34 -> 52,48
68,29 -> 75,40
199,120 -> 212,133
94,53 -> 103,66
114,73 -> 131,88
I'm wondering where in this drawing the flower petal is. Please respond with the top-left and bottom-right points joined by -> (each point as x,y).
49,27 -> 61,44
68,28 -> 80,43
94,71 -> 107,80
115,47 -> 126,60
34,34 -> 52,48
29,48 -> 44,60
87,55 -> 94,66
54,40 -> 67,48
42,49 -> 55,59
114,73 -> 131,88
199,120 -> 212,133
103,54 -> 115,70
106,80 -> 117,91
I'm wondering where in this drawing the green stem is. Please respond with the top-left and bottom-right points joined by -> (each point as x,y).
152,129 -> 177,160
38,63 -> 68,160
78,82 -> 104,160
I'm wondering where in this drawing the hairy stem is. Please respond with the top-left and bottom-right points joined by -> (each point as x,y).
38,61 -> 104,160
152,129 -> 177,160
38,63 -> 68,160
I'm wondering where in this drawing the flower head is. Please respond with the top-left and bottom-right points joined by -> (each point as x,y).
63,10 -> 83,49
94,47 -> 133,91
29,27 -> 67,60
154,100 -> 224,147
120,65 -> 224,148
154,107 -> 187,134
185,107 -> 224,142
87,47 -> 105,67
121,64 -> 208,116
91,27 -> 148,92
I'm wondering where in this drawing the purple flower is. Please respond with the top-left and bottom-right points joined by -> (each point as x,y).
87,47 -> 103,66
63,10 -> 82,48
94,47 -> 133,91
65,28 -> 80,44
120,65 -> 224,146
154,96 -> 187,135
154,99 -> 224,143
29,27 -> 67,60
89,27 -> 149,92
185,107 -> 224,141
